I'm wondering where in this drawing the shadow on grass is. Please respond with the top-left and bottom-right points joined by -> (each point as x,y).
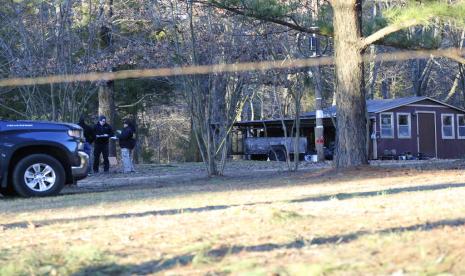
74,217 -> 465,275
0,204 -> 236,230
290,182 -> 465,203
3,182 -> 465,231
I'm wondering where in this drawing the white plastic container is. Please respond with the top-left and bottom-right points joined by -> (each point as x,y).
311,155 -> 318,162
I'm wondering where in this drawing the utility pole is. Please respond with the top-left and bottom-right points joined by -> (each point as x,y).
311,33 -> 325,161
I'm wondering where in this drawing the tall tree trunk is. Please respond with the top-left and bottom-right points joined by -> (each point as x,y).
186,118 -> 202,162
366,45 -> 380,100
366,0 -> 379,100
333,0 -> 368,168
381,79 -> 390,99
293,90 -> 302,171
411,58 -> 432,96
98,82 -> 115,124
459,64 -> 465,108
446,31 -> 465,103
98,0 -> 116,156
50,83 -> 56,121
132,112 -> 140,164
249,100 -> 254,121
98,0 -> 115,124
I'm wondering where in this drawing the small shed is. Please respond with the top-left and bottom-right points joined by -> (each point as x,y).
364,96 -> 465,159
233,96 -> 465,160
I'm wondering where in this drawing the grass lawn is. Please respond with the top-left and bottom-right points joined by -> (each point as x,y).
1,165 -> 465,275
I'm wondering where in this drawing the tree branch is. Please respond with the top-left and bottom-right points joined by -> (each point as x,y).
198,0 -> 324,36
117,93 -> 156,108
361,19 -> 420,49
199,1 -> 433,51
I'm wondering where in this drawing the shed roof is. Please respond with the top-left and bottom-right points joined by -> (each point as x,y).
302,96 -> 465,118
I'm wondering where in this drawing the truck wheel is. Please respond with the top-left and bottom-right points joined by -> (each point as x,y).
12,154 -> 65,197
268,147 -> 287,162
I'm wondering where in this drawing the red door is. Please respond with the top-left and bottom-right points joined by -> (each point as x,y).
417,113 -> 436,158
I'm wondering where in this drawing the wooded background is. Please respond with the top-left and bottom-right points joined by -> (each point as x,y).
0,0 -> 464,174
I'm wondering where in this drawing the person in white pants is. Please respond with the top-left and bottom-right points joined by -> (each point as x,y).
116,119 -> 136,173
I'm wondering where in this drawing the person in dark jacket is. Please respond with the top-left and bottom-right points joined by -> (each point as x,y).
93,115 -> 114,173
78,116 -> 95,144
117,119 -> 136,173
78,116 -> 95,174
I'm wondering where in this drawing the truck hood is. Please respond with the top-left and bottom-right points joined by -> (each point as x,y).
0,120 -> 82,131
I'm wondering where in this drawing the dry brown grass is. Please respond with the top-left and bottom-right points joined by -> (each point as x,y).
2,165 -> 465,275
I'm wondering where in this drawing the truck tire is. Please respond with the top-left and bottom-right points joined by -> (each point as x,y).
12,154 -> 66,197
268,147 -> 287,162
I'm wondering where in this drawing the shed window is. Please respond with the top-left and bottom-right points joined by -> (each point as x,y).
397,113 -> 411,138
380,113 -> 394,138
458,115 -> 465,139
441,114 -> 455,139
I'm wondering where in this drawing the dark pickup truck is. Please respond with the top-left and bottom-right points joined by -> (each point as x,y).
0,121 -> 89,197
